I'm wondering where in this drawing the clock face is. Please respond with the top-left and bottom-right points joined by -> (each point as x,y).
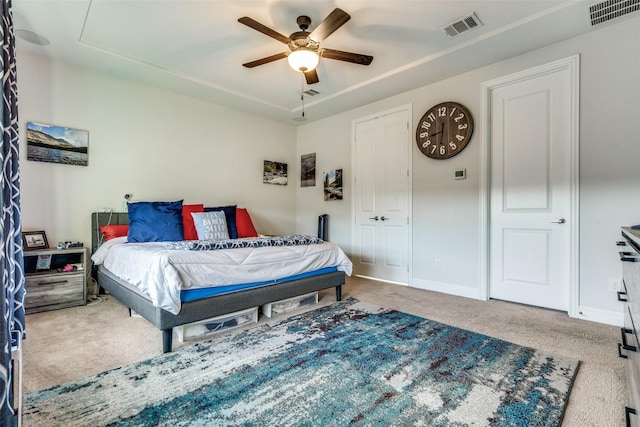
416,102 -> 474,160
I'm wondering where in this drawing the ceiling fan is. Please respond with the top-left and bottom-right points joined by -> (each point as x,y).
238,8 -> 373,85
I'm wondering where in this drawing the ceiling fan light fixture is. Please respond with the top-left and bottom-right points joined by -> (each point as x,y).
287,49 -> 319,73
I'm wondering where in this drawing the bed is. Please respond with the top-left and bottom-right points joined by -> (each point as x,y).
91,211 -> 351,353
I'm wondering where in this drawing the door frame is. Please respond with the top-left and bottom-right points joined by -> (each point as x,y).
479,55 -> 580,317
351,103 -> 413,285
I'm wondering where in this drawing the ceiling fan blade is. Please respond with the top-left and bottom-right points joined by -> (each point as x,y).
304,69 -> 319,85
242,52 -> 288,68
238,17 -> 291,44
321,48 -> 373,66
309,8 -> 350,42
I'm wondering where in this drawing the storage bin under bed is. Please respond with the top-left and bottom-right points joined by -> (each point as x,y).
174,307 -> 258,342
261,292 -> 318,317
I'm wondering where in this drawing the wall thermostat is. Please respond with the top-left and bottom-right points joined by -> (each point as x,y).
454,169 -> 466,180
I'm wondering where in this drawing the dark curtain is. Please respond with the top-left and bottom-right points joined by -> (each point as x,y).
0,0 -> 25,425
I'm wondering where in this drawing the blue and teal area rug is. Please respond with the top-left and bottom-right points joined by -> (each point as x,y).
24,298 -> 579,426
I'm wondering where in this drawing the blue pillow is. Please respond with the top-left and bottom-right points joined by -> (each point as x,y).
204,205 -> 237,239
127,200 -> 184,242
191,211 -> 229,240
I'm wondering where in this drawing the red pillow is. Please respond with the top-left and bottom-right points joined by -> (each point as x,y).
99,225 -> 129,241
236,208 -> 258,238
182,204 -> 204,240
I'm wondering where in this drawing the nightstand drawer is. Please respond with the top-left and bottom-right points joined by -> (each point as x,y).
25,273 -> 85,311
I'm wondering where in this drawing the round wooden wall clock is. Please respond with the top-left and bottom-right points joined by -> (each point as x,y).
416,102 -> 474,160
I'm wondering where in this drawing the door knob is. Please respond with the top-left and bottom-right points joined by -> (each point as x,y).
369,216 -> 379,221
380,216 -> 389,221
549,218 -> 566,224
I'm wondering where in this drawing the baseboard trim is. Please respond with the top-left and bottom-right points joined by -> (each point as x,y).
354,274 -> 409,287
410,278 -> 483,300
575,305 -> 623,326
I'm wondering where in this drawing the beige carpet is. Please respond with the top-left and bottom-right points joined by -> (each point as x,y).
22,276 -> 627,426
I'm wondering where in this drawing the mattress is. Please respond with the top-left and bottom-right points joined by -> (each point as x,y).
92,236 -> 352,314
180,266 -> 338,302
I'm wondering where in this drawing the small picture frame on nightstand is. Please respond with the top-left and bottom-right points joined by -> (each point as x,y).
23,230 -> 49,250
36,254 -> 51,270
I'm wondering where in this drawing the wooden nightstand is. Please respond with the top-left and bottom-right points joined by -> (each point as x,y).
24,247 -> 88,314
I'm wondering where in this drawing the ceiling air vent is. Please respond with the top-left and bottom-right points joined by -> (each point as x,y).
589,0 -> 640,26
303,89 -> 319,96
443,12 -> 482,37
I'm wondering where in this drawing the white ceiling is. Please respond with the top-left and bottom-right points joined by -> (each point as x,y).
11,0 -> 630,125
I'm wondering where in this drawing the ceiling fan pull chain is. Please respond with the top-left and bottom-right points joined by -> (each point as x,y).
293,74 -> 307,122
301,75 -> 305,118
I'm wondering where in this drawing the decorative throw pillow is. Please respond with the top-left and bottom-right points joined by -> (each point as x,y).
236,208 -> 258,238
192,211 -> 229,240
99,224 -> 129,241
127,200 -> 184,242
182,204 -> 204,240
204,205 -> 238,239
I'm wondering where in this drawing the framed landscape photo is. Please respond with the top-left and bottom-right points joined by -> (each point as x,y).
26,121 -> 89,166
263,160 -> 288,186
324,169 -> 343,201
300,153 -> 316,187
23,231 -> 49,250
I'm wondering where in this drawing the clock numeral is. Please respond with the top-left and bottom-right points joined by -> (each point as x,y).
440,145 -> 446,155
449,141 -> 457,150
458,123 -> 468,130
422,140 -> 432,148
421,121 -> 431,130
420,132 -> 429,138
427,113 -> 436,122
438,107 -> 446,117
449,107 -> 457,116
456,134 -> 464,142
454,113 -> 465,123
430,145 -> 437,154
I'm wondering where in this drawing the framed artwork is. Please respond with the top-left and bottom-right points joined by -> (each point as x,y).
36,254 -> 52,270
300,153 -> 316,187
26,121 -> 89,166
23,231 -> 49,250
263,160 -> 288,185
324,169 -> 343,201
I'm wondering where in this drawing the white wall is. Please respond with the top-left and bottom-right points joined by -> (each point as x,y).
17,51 -> 298,247
296,15 -> 640,324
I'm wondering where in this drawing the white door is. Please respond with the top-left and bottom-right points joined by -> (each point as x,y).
488,59 -> 578,311
353,108 -> 410,284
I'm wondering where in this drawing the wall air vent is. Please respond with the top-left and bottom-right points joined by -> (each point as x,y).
589,0 -> 640,26
303,89 -> 319,96
443,12 -> 482,37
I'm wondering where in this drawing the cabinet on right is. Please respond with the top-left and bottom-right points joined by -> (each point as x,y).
618,227 -> 640,427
